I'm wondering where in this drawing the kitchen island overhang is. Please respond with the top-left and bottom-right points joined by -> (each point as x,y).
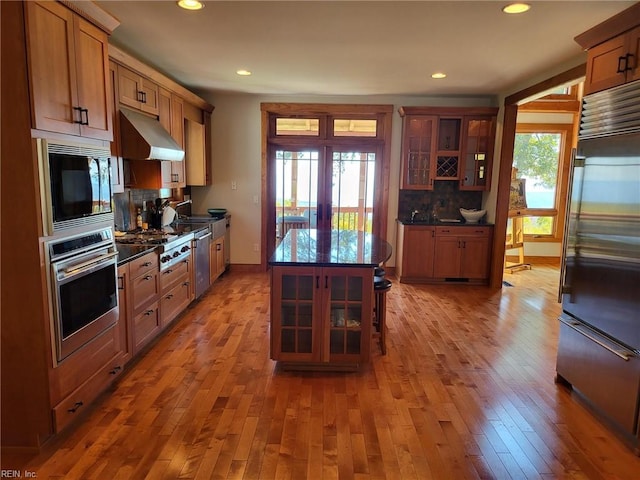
269,229 -> 392,370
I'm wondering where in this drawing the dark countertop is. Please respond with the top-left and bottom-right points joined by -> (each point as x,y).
117,244 -> 158,266
270,229 -> 392,267
397,218 -> 494,227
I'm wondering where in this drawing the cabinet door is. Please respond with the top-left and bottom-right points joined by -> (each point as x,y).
118,65 -> 143,110
433,236 -> 462,278
117,265 -> 132,365
584,34 -> 629,95
25,1 -> 79,136
435,117 -> 461,180
459,116 -> 496,190
185,118 -> 207,186
118,65 -> 159,115
627,26 -> 640,84
74,16 -> 112,140
324,267 -> 373,363
459,235 -> 491,279
271,267 -> 321,362
401,115 -> 437,189
402,227 -> 435,279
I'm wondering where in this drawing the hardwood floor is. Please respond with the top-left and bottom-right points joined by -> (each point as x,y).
4,266 -> 639,479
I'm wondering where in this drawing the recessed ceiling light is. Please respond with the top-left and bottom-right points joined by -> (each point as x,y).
502,3 -> 531,14
177,0 -> 204,11
236,70 -> 252,76
431,72 -> 447,79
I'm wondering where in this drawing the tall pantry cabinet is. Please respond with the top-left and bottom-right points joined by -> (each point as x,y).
1,1 -> 120,450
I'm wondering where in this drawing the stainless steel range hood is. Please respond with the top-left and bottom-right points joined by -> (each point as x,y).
119,107 -> 185,161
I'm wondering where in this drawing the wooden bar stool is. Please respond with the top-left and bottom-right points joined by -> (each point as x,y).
373,276 -> 392,355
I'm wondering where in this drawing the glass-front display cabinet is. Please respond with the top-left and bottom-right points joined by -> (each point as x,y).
271,266 -> 373,365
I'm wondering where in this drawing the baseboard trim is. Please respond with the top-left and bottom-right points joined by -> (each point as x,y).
230,264 -> 263,273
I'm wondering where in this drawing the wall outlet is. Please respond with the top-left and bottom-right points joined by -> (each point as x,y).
253,243 -> 259,252
253,195 -> 259,205
231,181 -> 237,190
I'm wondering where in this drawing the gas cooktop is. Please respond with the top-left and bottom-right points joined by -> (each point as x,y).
115,229 -> 179,245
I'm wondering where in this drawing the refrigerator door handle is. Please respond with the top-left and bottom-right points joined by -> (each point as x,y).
558,148 -> 585,303
559,317 -> 634,361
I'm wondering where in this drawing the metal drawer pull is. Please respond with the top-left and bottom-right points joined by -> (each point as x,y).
559,317 -> 633,361
68,401 -> 84,413
142,261 -> 152,267
143,275 -> 152,281
109,366 -> 122,375
166,294 -> 174,300
144,309 -> 154,316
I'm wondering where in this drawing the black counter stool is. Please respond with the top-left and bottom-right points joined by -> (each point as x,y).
373,275 -> 392,355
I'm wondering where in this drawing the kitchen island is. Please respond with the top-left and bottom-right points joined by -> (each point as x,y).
269,229 -> 392,369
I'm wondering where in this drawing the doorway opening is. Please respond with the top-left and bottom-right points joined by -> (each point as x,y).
261,104 -> 393,266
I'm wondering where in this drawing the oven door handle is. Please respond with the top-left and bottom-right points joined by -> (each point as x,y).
61,252 -> 119,279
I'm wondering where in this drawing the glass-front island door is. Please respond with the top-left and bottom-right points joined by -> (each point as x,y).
271,266 -> 373,367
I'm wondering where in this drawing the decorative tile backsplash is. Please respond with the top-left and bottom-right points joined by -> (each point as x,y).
398,181 -> 482,222
113,188 -> 171,231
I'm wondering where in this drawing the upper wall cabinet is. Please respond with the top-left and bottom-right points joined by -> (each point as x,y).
25,1 -> 112,141
459,115 -> 496,190
399,107 -> 498,191
158,87 -> 185,188
583,26 -> 640,95
118,64 -> 159,116
575,3 -> 640,95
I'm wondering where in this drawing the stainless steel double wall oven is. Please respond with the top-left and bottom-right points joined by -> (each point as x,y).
38,138 -> 119,362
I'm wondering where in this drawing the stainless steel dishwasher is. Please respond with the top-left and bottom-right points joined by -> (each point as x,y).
192,227 -> 212,299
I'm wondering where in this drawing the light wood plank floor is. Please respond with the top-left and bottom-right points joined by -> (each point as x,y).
4,266 -> 640,479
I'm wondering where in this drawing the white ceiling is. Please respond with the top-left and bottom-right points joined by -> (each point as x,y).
96,1 -> 635,98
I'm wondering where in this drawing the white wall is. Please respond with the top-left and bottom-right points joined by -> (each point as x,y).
191,93 -> 497,265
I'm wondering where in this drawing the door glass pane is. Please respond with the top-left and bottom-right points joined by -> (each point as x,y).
299,304 -> 313,327
281,330 -> 295,352
346,307 -> 361,328
331,276 -> 346,301
275,150 -> 318,244
281,304 -> 296,326
330,330 -> 344,354
297,330 -> 312,353
346,331 -> 361,354
347,276 -> 362,301
331,151 -> 376,233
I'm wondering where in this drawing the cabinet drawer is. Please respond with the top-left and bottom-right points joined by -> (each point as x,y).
50,323 -> 121,406
131,270 -> 159,314
133,301 -> 161,353
436,226 -> 491,236
53,353 -> 124,433
129,251 -> 158,278
159,259 -> 189,291
160,278 -> 191,326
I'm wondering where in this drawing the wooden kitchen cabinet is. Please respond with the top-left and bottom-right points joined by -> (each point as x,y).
158,87 -> 186,188
159,254 -> 191,326
583,26 -> 640,95
117,64 -> 159,115
271,266 -> 373,365
129,251 -> 161,353
399,113 -> 437,189
459,115 -> 497,190
109,60 -> 125,193
399,107 -> 498,191
433,226 -> 493,281
25,1 -> 112,141
210,236 -> 225,283
117,264 -> 132,365
185,118 -> 208,186
396,224 -> 436,282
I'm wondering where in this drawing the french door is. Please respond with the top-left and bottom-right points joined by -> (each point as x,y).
271,144 -> 379,248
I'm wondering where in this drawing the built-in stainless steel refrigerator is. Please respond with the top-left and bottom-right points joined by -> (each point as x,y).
556,79 -> 640,453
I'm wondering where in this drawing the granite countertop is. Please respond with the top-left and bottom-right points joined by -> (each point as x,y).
116,244 -> 158,265
270,229 -> 392,267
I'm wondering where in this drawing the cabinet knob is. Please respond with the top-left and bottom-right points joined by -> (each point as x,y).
109,366 -> 122,375
143,274 -> 153,281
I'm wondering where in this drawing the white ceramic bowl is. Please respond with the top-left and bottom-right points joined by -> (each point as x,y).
460,208 -> 486,223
